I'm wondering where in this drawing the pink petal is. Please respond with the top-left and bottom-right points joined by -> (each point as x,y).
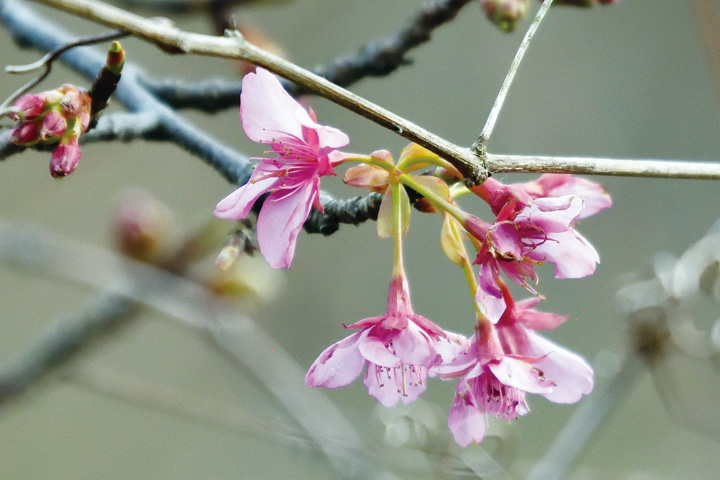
515,298 -> 569,330
530,230 -> 599,279
448,380 -> 485,446
524,331 -> 594,403
517,196 -> 583,233
255,177 -> 316,268
295,108 -> 350,151
476,260 -> 507,323
489,223 -> 523,259
305,331 -> 367,388
358,336 -> 402,368
534,174 -> 612,219
391,322 -> 440,366
240,68 -> 304,144
489,357 -> 554,394
214,163 -> 282,220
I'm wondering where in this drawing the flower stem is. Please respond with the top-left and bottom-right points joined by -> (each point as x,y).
391,183 -> 405,277
399,173 -> 472,224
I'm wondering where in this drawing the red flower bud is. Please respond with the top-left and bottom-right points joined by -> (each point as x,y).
50,136 -> 81,178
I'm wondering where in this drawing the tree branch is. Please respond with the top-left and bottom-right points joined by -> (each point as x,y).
141,0 -> 474,111
28,0 -> 489,186
487,153 -> 720,179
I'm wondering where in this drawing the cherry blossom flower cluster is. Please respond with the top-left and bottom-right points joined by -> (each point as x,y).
5,84 -> 91,177
215,68 -> 611,447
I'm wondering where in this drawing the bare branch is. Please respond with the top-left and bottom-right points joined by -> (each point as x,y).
488,153 -> 720,180
28,0 -> 489,185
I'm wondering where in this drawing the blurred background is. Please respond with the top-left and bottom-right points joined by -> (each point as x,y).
1,0 -> 720,478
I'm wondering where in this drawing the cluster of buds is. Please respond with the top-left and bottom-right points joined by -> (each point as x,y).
7,84 -> 91,178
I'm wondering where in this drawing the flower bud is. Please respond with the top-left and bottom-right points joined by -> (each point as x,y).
9,93 -> 46,122
482,0 -> 530,32
58,84 -> 91,118
113,189 -> 178,263
50,136 -> 81,178
10,122 -> 41,145
39,110 -> 67,140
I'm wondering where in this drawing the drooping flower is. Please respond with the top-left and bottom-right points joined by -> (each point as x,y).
305,273 -> 467,407
472,174 -> 611,220
494,283 -> 594,404
214,68 -> 350,268
467,194 -> 600,322
434,286 -> 593,447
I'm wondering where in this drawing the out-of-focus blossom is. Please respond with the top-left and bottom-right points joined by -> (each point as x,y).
482,0 -> 531,32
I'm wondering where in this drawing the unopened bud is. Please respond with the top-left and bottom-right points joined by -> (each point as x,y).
482,0 -> 530,32
58,84 -> 91,119
9,93 -> 46,122
215,222 -> 256,270
39,110 -> 67,140
10,122 -> 41,145
50,136 -> 81,178
216,244 -> 242,271
114,189 -> 178,263
106,41 -> 126,75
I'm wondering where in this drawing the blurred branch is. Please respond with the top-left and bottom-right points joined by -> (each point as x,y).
1,0 -> 252,185
63,363 -> 306,444
141,0 -> 474,111
526,352 -> 645,480
0,218 -> 394,480
0,294 -> 136,404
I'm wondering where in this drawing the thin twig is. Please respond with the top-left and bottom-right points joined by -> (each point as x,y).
487,153 -> 720,179
1,0 -> 252,184
28,0 -> 489,185
473,0 -> 555,155
0,294 -> 136,404
63,363 -> 304,443
141,0 -> 473,111
0,29 -> 129,113
0,218 -> 394,480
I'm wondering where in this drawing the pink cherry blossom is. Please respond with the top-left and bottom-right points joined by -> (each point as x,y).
471,195 -> 600,322
473,174 -> 611,219
434,286 -> 593,447
215,68 -> 350,269
305,274 -> 467,407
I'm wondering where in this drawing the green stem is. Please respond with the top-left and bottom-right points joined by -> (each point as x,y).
399,173 -> 471,225
391,183 -> 405,277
